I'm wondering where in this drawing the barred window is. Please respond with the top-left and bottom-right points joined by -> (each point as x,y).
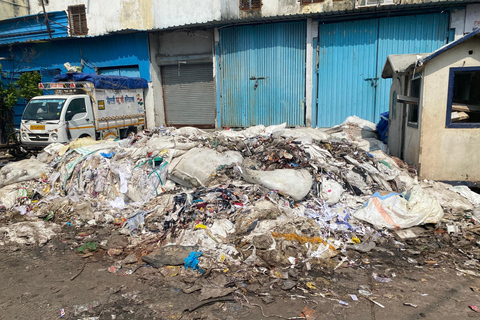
68,5 -> 88,36
240,0 -> 261,10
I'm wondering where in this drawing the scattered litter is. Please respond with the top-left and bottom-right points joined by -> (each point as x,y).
404,303 -> 418,308
0,117 -> 478,309
73,301 -> 100,316
364,297 -> 385,308
77,242 -> 98,254
306,282 -> 317,290
300,306 -> 317,320
373,272 -> 394,283
470,305 -> 480,312
282,280 -> 296,291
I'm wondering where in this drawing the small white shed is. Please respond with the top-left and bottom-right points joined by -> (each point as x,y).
382,29 -> 480,184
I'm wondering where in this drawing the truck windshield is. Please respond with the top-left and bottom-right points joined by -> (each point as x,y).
23,99 -> 66,120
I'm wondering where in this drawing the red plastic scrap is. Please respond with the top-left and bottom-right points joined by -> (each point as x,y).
300,306 -> 317,320
470,305 -> 480,312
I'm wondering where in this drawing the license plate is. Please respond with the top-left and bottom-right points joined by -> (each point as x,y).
30,125 -> 45,130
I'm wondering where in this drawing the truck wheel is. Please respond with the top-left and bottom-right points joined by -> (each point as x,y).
125,126 -> 137,138
79,134 -> 91,139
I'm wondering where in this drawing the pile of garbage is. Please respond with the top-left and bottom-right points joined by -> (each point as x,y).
1,116 -> 480,275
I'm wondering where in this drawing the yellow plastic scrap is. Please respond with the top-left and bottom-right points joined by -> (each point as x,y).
194,224 -> 207,229
306,282 -> 317,290
162,266 -> 180,277
351,236 -> 361,244
271,232 -> 336,251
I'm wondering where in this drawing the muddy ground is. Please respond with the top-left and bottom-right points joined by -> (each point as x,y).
1,225 -> 480,320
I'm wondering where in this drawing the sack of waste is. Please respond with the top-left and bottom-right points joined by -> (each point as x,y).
168,148 -> 243,188
0,159 -> 49,187
353,185 -> 444,230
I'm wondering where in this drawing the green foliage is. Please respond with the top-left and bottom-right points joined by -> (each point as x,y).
0,70 -> 43,142
17,71 -> 42,101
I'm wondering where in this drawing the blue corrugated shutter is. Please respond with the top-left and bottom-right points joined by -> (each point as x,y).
317,20 -> 379,127
316,13 -> 449,127
374,14 -> 449,122
220,22 -> 306,127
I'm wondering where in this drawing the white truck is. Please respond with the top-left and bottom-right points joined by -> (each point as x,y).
20,73 -> 147,148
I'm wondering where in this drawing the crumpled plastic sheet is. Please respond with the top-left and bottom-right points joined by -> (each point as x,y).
184,251 -> 204,274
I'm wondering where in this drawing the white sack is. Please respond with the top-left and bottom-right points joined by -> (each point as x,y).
449,185 -> 480,207
168,148 -> 243,188
0,159 -> 49,187
242,168 -> 312,201
422,183 -> 474,215
0,183 -> 22,210
353,186 -> 444,230
280,127 -> 329,142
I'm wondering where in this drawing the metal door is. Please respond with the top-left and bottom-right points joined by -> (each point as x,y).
316,20 -> 379,127
162,63 -> 216,127
374,13 -> 449,122
220,22 -> 306,127
316,13 -> 449,127
65,97 -> 96,139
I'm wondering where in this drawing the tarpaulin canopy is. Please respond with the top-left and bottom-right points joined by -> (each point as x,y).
52,73 -> 148,90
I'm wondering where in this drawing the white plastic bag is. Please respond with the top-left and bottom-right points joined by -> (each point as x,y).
242,168 -> 313,201
320,178 -> 343,205
168,148 -> 243,188
0,159 -> 48,187
353,185 -> 444,230
449,185 -> 480,207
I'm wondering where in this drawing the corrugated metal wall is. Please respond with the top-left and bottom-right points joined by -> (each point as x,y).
220,22 -> 306,127
0,32 -> 151,81
162,63 -> 215,127
375,14 -> 450,122
317,20 -> 379,127
0,11 -> 69,45
316,13 -> 449,127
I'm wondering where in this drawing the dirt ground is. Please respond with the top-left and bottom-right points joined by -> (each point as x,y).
1,225 -> 480,320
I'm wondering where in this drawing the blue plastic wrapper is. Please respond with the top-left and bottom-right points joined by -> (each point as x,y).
184,251 -> 205,274
100,151 -> 115,159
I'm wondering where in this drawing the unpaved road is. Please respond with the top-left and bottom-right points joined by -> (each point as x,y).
1,232 -> 480,320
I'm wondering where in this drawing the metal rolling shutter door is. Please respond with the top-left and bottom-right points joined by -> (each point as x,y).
162,63 -> 215,127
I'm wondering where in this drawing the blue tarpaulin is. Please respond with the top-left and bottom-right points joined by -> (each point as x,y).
376,112 -> 389,144
52,73 -> 148,90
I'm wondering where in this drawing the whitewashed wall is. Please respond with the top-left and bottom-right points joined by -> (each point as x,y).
0,0 -> 29,20
29,0 -> 153,36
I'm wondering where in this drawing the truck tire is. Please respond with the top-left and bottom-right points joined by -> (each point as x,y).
79,134 -> 91,139
125,126 -> 137,138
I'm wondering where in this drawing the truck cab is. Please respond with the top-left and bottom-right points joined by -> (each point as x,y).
20,73 -> 147,149
20,94 -> 96,148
